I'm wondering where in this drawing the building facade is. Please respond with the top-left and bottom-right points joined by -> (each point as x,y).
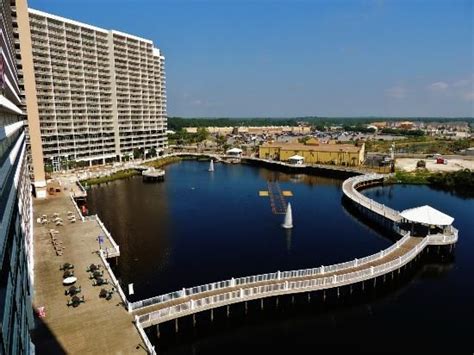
259,141 -> 366,166
0,0 -> 36,353
28,9 -> 167,170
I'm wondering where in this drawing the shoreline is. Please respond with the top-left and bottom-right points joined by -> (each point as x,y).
78,153 -> 473,197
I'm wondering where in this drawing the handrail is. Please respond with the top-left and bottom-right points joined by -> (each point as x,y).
98,249 -> 129,310
69,194 -> 85,222
128,231 -> 412,311
134,316 -> 156,354
130,172 -> 457,314
137,236 -> 432,327
95,214 -> 120,257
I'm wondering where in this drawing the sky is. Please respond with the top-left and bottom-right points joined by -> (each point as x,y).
28,0 -> 473,118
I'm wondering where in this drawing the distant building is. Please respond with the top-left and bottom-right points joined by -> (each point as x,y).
398,121 -> 414,129
371,121 -> 387,129
207,126 -> 233,135
184,127 -> 198,134
259,141 -> 365,166
186,125 -> 311,136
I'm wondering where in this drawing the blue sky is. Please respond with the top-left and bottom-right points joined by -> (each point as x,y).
29,0 -> 473,117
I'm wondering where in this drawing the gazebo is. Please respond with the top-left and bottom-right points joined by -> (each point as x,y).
399,205 -> 454,236
226,148 -> 243,157
288,155 -> 305,165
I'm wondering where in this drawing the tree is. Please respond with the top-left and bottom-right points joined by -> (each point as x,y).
133,148 -> 143,159
196,127 -> 210,143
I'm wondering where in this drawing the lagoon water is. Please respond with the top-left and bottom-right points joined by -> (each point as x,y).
87,160 -> 473,354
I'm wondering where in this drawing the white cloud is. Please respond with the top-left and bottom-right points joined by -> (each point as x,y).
462,91 -> 474,101
452,79 -> 471,88
385,86 -> 406,99
428,81 -> 449,91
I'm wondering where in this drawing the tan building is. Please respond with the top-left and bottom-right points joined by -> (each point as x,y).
371,121 -> 387,129
397,121 -> 414,129
27,9 -> 167,170
259,141 -> 365,166
207,126 -> 233,135
184,127 -> 198,134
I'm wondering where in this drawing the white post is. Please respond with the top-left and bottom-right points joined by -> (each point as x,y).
182,288 -> 186,297
371,266 -> 374,275
354,258 -> 358,267
277,271 -> 281,280
190,299 -> 194,309
321,265 -> 325,274
284,281 -> 289,290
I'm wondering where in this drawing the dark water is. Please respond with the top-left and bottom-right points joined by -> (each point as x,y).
87,161 -> 473,354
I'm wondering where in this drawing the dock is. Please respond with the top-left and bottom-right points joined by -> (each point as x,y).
32,192 -> 145,354
142,168 -> 165,182
38,155 -> 459,354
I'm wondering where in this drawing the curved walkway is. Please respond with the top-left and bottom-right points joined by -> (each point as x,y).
131,171 -> 458,332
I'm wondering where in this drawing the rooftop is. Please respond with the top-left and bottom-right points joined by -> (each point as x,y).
261,142 -> 363,153
400,205 -> 454,226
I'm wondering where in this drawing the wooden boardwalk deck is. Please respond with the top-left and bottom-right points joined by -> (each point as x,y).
32,193 -> 145,354
134,236 -> 422,319
129,172 -> 457,332
43,157 -> 458,354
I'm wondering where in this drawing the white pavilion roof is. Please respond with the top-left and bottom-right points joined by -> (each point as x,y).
226,148 -> 243,153
400,205 -> 454,226
288,155 -> 304,160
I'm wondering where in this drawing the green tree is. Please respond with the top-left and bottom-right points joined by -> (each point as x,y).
196,127 -> 210,143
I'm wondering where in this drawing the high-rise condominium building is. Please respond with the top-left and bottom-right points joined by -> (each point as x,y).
1,0 -> 36,352
28,9 -> 167,170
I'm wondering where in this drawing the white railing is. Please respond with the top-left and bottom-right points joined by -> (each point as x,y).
95,215 -> 120,257
138,236 -> 430,327
134,317 -> 156,355
76,180 -> 87,194
98,249 -> 129,310
69,194 -> 85,222
68,194 -> 120,256
342,174 -> 399,220
129,231 -> 412,312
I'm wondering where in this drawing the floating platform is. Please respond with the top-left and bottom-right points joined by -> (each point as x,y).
259,190 -> 293,197
142,168 -> 165,182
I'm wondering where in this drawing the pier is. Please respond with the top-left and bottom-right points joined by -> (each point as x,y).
126,171 -> 457,351
32,190 -> 144,353
47,155 -> 458,354
142,168 -> 165,182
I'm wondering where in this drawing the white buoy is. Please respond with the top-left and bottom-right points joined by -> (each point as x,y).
208,159 -> 214,172
282,203 -> 293,229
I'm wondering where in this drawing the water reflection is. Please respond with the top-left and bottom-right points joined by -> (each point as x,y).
284,228 -> 292,253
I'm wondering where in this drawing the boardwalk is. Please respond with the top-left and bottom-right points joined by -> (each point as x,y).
267,181 -> 288,214
129,172 -> 458,334
46,157 -> 458,354
32,193 -> 145,354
